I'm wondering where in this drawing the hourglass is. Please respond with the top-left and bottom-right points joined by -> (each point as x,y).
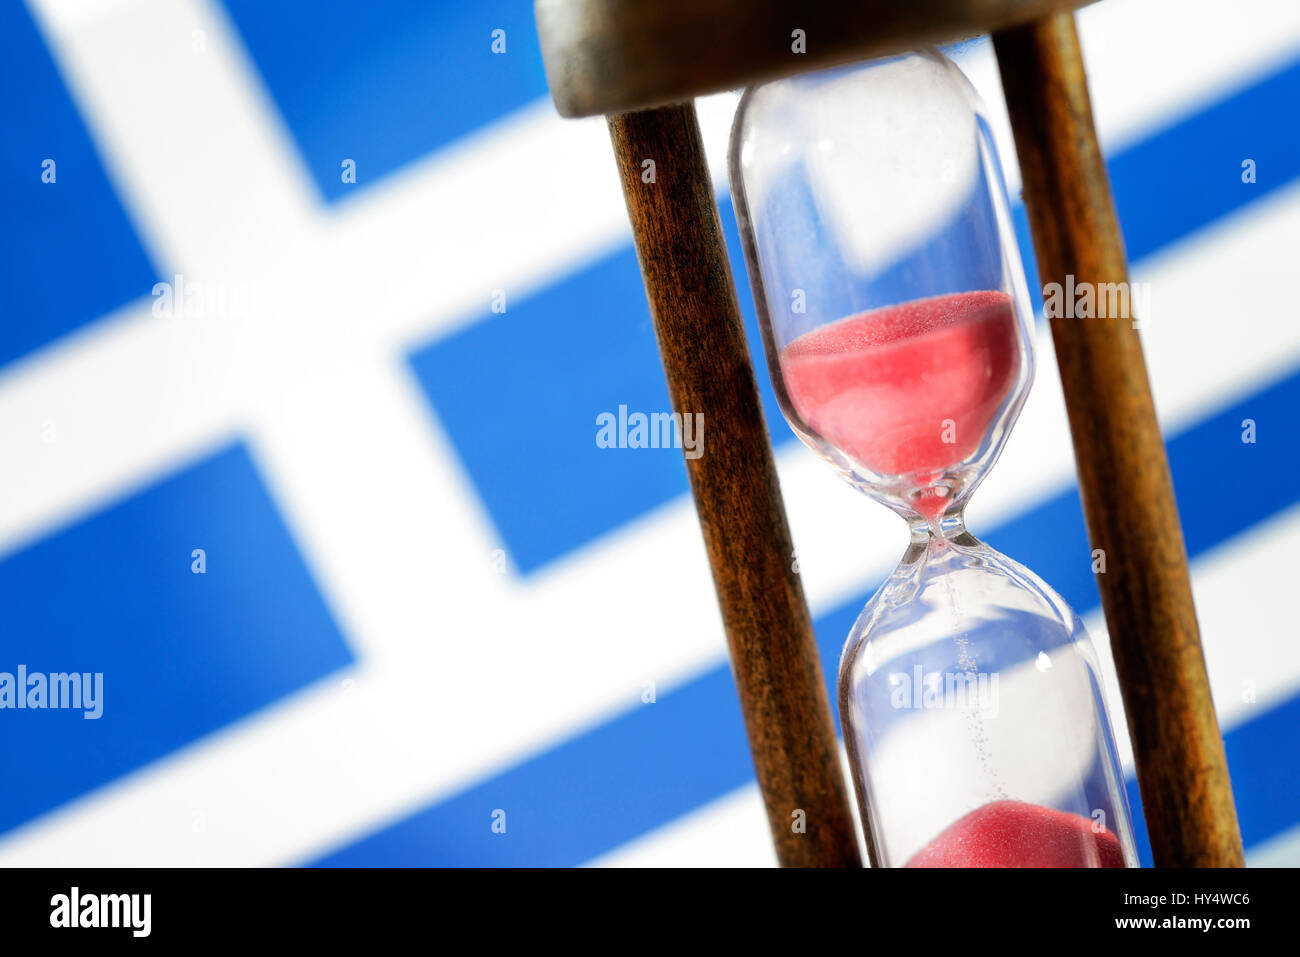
729,50 -> 1137,867
536,0 -> 1243,869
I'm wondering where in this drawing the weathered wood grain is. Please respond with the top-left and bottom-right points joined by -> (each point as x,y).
608,104 -> 860,867
994,13 -> 1244,867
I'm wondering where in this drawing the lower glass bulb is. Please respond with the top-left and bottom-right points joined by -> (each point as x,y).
839,523 -> 1138,867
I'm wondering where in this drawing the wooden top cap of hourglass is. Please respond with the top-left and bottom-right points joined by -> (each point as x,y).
535,0 -> 1095,117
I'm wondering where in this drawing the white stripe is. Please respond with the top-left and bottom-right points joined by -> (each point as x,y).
1086,503 -> 1300,775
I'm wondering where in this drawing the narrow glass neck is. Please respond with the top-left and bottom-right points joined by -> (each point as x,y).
907,508 -> 971,545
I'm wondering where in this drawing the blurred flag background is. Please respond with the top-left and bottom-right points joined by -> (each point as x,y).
1,0 -> 1297,866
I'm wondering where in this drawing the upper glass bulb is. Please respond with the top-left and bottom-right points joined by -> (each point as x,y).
729,49 -> 1035,529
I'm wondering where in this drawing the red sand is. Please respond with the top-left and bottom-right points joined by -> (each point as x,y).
905,799 -> 1126,868
780,291 -> 1020,481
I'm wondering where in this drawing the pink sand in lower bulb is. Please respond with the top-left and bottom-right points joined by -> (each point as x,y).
780,291 -> 1020,485
905,800 -> 1126,868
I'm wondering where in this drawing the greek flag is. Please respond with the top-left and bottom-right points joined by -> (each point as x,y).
1,0 -> 1297,866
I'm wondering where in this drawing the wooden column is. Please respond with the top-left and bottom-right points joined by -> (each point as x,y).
607,104 -> 860,867
993,14 -> 1244,866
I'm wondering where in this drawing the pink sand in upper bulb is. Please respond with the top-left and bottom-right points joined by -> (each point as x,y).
780,291 -> 1020,482
905,800 -> 1126,868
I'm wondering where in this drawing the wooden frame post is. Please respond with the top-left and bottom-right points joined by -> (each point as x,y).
607,104 -> 861,867
993,13 -> 1244,867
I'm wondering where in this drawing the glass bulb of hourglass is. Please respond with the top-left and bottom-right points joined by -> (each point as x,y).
730,49 -> 1138,867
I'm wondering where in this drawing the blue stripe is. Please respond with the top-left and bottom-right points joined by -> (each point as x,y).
409,53 -> 1300,577
220,0 -> 548,201
0,443 -> 356,836
1127,694 -> 1300,868
311,365 -> 1300,866
1109,57 -> 1299,261
0,0 -> 158,371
